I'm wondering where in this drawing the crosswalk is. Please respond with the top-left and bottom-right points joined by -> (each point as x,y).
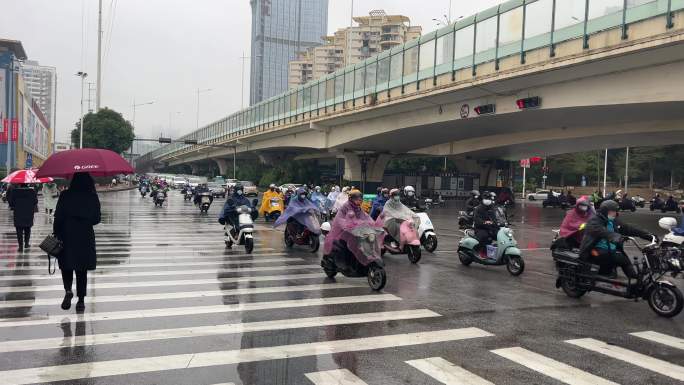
1,190 -> 683,384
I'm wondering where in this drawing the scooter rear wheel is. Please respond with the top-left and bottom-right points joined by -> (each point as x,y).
648,283 -> 684,318
458,249 -> 473,266
324,269 -> 337,278
506,255 -> 525,276
408,245 -> 422,264
310,234 -> 320,253
423,235 -> 438,253
560,277 -> 587,298
284,232 -> 294,248
367,263 -> 387,291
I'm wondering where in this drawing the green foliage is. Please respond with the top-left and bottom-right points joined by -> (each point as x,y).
71,108 -> 135,154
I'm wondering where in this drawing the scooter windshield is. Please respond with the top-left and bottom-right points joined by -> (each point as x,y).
324,201 -> 384,266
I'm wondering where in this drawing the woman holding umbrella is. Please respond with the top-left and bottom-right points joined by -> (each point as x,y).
37,148 -> 132,312
9,183 -> 38,251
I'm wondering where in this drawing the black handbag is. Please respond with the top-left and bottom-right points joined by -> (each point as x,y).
39,234 -> 63,275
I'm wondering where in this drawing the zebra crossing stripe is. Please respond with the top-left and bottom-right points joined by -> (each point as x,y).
0,309 -> 440,353
0,294 -> 403,327
0,282 -> 364,308
0,264 -> 321,282
0,328 -> 492,385
567,338 -> 684,381
492,347 -> 618,385
305,369 -> 369,384
13,248 -> 276,257
0,258 -> 304,273
630,331 -> 684,350
4,253 -> 290,263
0,272 -> 326,293
406,357 -> 494,385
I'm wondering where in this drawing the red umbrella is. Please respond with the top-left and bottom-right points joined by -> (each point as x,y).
35,148 -> 134,178
2,169 -> 54,184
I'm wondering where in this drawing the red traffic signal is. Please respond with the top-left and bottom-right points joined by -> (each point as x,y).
474,104 -> 495,115
516,96 -> 541,109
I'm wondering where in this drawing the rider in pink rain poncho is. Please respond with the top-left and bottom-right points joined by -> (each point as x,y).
324,190 -> 384,265
376,188 -> 417,243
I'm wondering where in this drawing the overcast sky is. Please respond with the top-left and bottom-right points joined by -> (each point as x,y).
0,0 -> 504,142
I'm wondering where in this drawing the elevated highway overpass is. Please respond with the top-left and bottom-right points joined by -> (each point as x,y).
137,0 -> 684,186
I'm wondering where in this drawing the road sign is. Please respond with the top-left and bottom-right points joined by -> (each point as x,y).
25,153 -> 33,168
520,159 -> 530,168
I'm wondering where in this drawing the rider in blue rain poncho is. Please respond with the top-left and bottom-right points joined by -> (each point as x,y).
274,187 -> 321,235
218,184 -> 254,234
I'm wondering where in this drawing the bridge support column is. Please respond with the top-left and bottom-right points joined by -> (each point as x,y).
190,164 -> 200,176
342,153 -> 392,193
214,158 -> 229,177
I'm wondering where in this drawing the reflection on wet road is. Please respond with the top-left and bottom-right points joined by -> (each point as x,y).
1,190 -> 683,385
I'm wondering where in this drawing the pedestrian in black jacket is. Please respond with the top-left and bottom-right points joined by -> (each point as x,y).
54,172 -> 101,312
9,184 -> 38,251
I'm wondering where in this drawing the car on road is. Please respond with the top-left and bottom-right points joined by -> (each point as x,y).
225,179 -> 238,189
188,177 -> 207,189
172,176 -> 187,189
527,189 -> 560,201
240,181 -> 259,197
279,183 -> 302,192
207,182 -> 226,198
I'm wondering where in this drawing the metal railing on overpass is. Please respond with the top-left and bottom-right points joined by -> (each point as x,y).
138,0 -> 682,166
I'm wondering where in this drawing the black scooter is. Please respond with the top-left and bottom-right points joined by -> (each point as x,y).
619,198 -> 637,212
552,234 -> 684,318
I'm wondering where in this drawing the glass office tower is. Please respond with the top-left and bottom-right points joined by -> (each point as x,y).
250,0 -> 328,105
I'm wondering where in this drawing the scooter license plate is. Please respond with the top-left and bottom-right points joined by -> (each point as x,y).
202,197 -> 210,203
271,203 -> 280,208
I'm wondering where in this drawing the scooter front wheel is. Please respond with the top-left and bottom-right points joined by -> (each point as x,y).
506,255 -> 525,276
648,283 -> 684,318
423,235 -> 438,253
244,237 -> 254,254
284,232 -> 294,248
367,263 -> 387,291
310,234 -> 320,253
408,245 -> 422,264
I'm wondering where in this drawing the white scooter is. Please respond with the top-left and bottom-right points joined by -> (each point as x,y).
224,205 -> 256,253
415,211 -> 437,253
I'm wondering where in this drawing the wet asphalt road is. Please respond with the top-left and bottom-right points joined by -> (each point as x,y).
0,190 -> 683,385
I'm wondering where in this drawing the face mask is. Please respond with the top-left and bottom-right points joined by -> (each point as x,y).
299,194 -> 306,200
578,205 -> 589,212
607,215 -> 616,220
393,196 -> 401,202
237,190 -> 243,196
407,191 -> 414,197
382,194 -> 389,199
482,199 -> 493,206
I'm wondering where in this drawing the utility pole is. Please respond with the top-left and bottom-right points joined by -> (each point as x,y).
86,82 -> 96,112
76,71 -> 88,149
624,147 -> 629,193
602,149 -> 608,197
196,88 -> 213,130
96,0 -> 103,110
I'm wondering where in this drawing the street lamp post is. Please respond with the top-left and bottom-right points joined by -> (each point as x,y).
196,88 -> 213,130
76,71 -> 88,149
130,99 -> 154,160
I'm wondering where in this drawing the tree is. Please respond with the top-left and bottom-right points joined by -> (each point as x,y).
71,108 -> 135,154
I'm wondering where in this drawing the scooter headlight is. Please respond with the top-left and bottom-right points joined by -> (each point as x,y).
506,230 -> 514,238
368,233 -> 375,242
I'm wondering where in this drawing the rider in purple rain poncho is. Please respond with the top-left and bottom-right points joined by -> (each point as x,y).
274,187 -> 321,234
324,190 -> 384,266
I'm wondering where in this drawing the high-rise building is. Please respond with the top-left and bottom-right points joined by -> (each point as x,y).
21,60 -> 57,130
288,10 -> 421,89
250,0 -> 328,105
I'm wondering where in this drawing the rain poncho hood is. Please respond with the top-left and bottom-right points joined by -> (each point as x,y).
311,190 -> 327,210
560,195 -> 594,238
274,188 -> 321,234
324,200 -> 384,266
332,191 -> 349,212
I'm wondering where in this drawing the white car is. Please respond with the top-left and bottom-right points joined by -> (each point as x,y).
172,177 -> 187,189
188,177 -> 207,188
527,190 -> 560,201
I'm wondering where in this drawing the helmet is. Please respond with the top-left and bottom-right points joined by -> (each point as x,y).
404,186 -> 415,196
659,217 -> 678,231
269,184 -> 276,189
389,188 -> 401,197
599,200 -> 619,215
381,188 -> 389,195
234,184 -> 243,193
349,189 -> 363,201
315,186 -> 321,192
321,221 -> 331,235
470,190 -> 480,198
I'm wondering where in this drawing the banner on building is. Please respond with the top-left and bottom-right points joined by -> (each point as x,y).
11,119 -> 18,141
21,95 -> 50,159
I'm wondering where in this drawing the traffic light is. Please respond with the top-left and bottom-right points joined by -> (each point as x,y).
516,96 -> 541,109
474,104 -> 496,115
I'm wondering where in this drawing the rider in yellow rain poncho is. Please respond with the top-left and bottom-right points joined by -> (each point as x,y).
260,184 -> 285,216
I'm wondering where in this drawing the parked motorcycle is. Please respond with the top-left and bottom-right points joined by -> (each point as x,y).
457,206 -> 525,276
321,224 -> 387,291
380,216 -> 422,263
199,193 -> 213,214
263,197 -> 284,222
552,235 -> 683,318
284,214 -> 321,253
224,205 -> 256,253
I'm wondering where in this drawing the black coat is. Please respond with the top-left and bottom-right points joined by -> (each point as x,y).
473,204 -> 498,231
9,188 -> 37,227
54,189 -> 101,271
579,213 -> 651,259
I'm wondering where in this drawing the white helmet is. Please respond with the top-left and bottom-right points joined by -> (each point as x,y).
659,217 -> 678,231
321,221 -> 331,235
404,186 -> 415,197
315,186 -> 321,192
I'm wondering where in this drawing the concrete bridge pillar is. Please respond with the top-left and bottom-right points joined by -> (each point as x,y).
214,158 -> 229,177
342,153 -> 393,193
190,163 -> 200,176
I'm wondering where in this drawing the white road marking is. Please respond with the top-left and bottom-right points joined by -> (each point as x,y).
0,309 -> 440,353
0,328 -> 492,385
306,369 -> 369,385
3,253 -> 289,263
9,247 -> 277,257
630,331 -> 684,350
0,294 -> 403,327
406,357 -> 494,385
0,282 -> 363,308
567,338 -> 684,381
0,257 -> 303,273
492,347 -> 618,385
0,264 -> 320,282
0,272 -> 326,293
